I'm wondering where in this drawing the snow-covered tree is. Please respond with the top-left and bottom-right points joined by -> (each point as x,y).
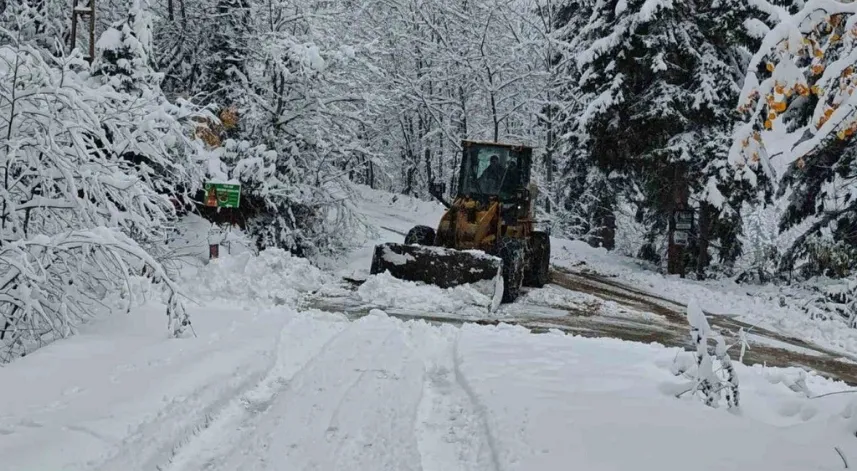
736,1 -> 857,277
0,11 -> 208,361
92,0 -> 158,94
733,0 -> 857,324
551,0 -> 767,272
0,0 -> 68,54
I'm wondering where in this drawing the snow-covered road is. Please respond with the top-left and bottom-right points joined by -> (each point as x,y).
3,302 -> 854,471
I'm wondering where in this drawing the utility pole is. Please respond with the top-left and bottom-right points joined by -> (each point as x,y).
69,0 -> 96,63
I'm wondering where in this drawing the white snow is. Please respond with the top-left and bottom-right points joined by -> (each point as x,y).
381,245 -> 416,265
2,299 -> 855,470
357,271 -> 496,317
4,186 -> 857,470
317,185 -> 447,280
686,297 -> 711,335
187,247 -> 332,307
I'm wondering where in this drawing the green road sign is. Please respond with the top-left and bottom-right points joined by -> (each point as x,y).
204,182 -> 241,208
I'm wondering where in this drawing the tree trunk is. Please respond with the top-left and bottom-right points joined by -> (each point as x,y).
179,0 -> 187,25
545,101 -> 554,214
366,157 -> 375,189
590,194 -> 616,250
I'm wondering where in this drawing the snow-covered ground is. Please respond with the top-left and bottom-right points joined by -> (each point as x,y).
3,185 -> 857,470
2,281 -> 855,470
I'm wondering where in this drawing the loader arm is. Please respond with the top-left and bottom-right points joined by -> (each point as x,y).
436,197 -> 500,252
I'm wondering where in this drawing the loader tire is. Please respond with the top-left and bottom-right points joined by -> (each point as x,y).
524,232 -> 551,288
499,238 -> 525,303
404,225 -> 436,246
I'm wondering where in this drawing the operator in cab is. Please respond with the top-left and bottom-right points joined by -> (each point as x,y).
478,154 -> 505,194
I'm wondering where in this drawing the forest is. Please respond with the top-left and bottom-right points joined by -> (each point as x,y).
3,0 -> 857,359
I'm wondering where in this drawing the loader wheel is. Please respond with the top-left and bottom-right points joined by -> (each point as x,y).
524,232 -> 551,288
498,238 -> 525,303
404,225 -> 436,246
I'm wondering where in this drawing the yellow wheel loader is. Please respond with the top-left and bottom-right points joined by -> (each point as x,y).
369,140 -> 550,304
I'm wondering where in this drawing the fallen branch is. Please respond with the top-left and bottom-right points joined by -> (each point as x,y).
835,446 -> 849,469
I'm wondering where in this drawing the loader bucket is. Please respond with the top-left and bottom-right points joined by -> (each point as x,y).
369,243 -> 503,308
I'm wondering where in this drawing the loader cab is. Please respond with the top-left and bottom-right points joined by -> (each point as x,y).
458,141 -> 532,203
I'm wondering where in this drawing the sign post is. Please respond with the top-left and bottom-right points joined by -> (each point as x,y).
669,208 -> 694,276
203,182 -> 241,209
204,182 -> 241,260
667,163 -> 691,277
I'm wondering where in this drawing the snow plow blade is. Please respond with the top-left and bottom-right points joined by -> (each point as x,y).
369,242 -> 502,291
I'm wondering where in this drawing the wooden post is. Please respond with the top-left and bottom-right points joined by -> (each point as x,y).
69,0 -> 96,63
667,163 -> 689,277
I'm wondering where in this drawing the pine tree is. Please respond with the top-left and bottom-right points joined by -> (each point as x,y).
203,0 -> 253,126
550,0 -> 620,248
554,0 -> 767,272
92,0 -> 158,94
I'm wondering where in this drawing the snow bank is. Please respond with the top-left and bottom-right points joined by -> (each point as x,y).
187,248 -> 331,306
0,302 -> 342,471
357,271 -> 495,317
456,323 -> 857,471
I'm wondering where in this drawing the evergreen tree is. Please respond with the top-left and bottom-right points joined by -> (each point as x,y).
550,0 -> 620,248
92,0 -> 158,95
554,0 -> 767,273
205,0 -> 250,108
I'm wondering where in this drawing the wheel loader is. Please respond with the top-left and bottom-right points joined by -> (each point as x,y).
369,140 -> 550,304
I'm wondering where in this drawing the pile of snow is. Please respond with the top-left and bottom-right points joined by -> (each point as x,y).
166,214 -> 256,267
186,248 -> 331,306
357,271 -> 497,317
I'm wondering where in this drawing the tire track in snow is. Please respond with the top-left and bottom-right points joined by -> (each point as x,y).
451,331 -> 504,471
90,323 -> 290,471
212,314 -> 426,471
162,312 -> 349,471
91,364 -> 267,471
414,328 -> 496,471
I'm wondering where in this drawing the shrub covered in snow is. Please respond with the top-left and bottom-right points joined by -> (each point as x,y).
0,11 -> 207,362
675,300 -> 740,409
200,139 -> 367,259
